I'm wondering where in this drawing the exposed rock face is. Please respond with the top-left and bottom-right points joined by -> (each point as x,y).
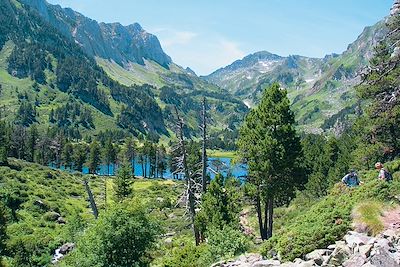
214,230 -> 400,267
391,0 -> 400,16
20,0 -> 172,68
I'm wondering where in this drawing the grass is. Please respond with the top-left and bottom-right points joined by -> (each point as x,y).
208,150 -> 236,158
0,158 -> 189,266
352,200 -> 385,236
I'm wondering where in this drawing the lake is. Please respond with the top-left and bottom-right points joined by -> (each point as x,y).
78,157 -> 248,180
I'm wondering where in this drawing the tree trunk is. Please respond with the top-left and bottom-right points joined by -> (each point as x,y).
174,106 -> 200,245
267,196 -> 274,239
84,178 -> 98,219
256,193 -> 266,240
201,97 -> 207,193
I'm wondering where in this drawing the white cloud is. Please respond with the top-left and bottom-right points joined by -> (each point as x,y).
140,27 -> 246,75
151,28 -> 198,47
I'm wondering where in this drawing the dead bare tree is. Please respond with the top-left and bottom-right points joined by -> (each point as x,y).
173,106 -> 201,245
200,97 -> 208,193
84,178 -> 98,219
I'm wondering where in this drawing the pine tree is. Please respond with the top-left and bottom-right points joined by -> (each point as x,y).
0,122 -> 9,166
73,144 -> 87,172
238,83 -> 306,240
103,138 -> 116,176
88,141 -> 101,174
124,137 -> 136,178
27,125 -> 38,162
62,142 -> 74,170
115,163 -> 133,201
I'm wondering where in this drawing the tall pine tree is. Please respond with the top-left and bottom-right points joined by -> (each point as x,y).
238,83 -> 306,240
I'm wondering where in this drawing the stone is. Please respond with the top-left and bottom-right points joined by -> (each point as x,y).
164,237 -> 173,246
358,244 -> 373,258
305,249 -> 330,265
44,211 -> 61,221
382,229 -> 398,243
369,247 -> 398,267
297,260 -> 317,267
344,232 -> 371,248
342,255 -> 366,267
327,242 -> 352,266
56,216 -> 66,224
251,259 -> 280,267
374,238 -> 392,251
59,243 -> 75,255
361,263 -> 376,267
34,199 -> 49,210
327,244 -> 336,250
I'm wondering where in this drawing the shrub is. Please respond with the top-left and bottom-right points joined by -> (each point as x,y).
352,200 -> 384,235
64,203 -> 160,267
207,225 -> 249,259
162,243 -> 214,267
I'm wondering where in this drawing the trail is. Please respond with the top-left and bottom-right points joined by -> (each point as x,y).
382,205 -> 400,231
239,207 -> 254,236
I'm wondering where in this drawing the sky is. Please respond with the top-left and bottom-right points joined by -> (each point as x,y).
47,0 -> 393,75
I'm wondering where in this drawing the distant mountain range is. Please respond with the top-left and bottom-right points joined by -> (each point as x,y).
204,21 -> 386,132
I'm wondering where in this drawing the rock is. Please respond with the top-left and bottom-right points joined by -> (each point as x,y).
369,247 -> 399,267
374,238 -> 392,251
164,237 -> 173,246
297,260 -> 317,267
251,259 -> 280,267
163,232 -> 176,237
344,232 -> 371,249
34,199 -> 49,210
358,244 -> 373,258
57,217 -> 66,224
327,244 -> 336,250
327,242 -> 352,266
44,211 -> 61,221
59,243 -> 75,255
361,263 -> 376,267
342,255 -> 366,267
382,229 -> 398,243
156,197 -> 164,202
305,249 -> 330,265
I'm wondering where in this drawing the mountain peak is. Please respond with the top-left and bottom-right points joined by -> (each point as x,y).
20,0 -> 172,68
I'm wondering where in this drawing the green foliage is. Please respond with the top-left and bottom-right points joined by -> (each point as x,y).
207,225 -> 249,259
65,203 -> 160,267
261,167 -> 400,261
162,243 -> 214,267
352,200 -> 384,236
88,141 -> 101,174
0,203 -> 7,261
196,175 -> 242,234
115,163 -> 133,201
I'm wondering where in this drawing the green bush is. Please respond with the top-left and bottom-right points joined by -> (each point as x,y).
64,203 -> 160,267
162,243 -> 214,267
261,169 -> 400,261
207,225 -> 249,259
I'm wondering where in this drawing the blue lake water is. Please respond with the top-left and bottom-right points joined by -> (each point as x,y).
73,157 -> 248,180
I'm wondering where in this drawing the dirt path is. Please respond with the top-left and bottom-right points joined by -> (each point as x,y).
382,206 -> 400,230
240,207 -> 254,236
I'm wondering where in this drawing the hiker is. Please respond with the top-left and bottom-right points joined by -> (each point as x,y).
342,170 -> 362,187
375,162 -> 393,182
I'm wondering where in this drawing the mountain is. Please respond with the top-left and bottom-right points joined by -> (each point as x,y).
20,0 -> 172,68
0,0 -> 247,144
204,21 -> 386,132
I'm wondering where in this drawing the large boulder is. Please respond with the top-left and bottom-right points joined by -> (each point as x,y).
369,247 -> 399,267
342,255 -> 366,267
305,249 -> 330,265
344,232 -> 372,249
59,243 -> 75,255
252,259 -> 280,267
326,242 -> 352,266
358,244 -> 373,258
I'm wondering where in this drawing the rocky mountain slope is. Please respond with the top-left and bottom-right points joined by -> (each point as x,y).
205,21 -> 386,132
20,0 -> 172,68
0,0 -> 247,142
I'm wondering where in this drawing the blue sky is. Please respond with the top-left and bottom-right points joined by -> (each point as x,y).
47,0 -> 393,75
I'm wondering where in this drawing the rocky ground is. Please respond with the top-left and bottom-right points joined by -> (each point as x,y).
212,229 -> 400,267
